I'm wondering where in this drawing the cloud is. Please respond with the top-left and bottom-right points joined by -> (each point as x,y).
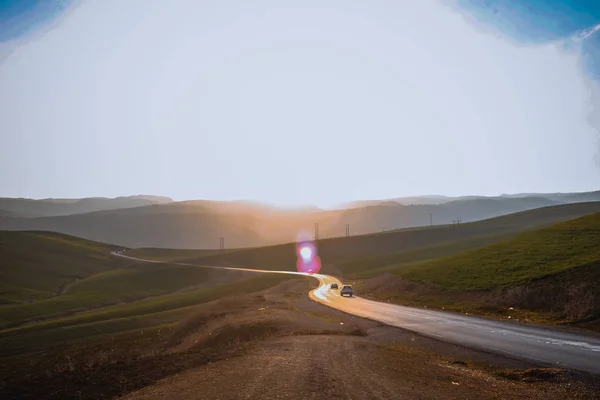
0,0 -> 599,205
559,24 -> 600,169
450,0 -> 600,171
577,23 -> 600,40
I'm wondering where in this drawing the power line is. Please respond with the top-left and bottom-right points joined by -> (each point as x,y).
452,217 -> 461,228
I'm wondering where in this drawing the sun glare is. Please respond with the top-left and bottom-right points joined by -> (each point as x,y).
300,246 -> 312,261
295,234 -> 321,274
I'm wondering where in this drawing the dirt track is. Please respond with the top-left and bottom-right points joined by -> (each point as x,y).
120,281 -> 600,400
122,332 -> 600,400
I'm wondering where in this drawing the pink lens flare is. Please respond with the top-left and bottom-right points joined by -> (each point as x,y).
297,256 -> 321,274
296,241 -> 315,259
295,231 -> 321,274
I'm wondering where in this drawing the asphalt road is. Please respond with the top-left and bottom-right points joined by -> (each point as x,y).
112,251 -> 600,375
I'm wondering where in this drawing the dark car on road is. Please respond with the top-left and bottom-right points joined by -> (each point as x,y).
340,285 -> 353,297
331,283 -> 339,289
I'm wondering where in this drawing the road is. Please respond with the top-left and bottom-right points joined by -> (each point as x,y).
112,251 -> 600,375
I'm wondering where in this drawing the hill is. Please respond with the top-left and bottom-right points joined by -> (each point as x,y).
398,213 -> 600,290
0,219 -> 599,398
0,231 -> 126,304
0,196 -> 577,249
343,190 -> 600,207
0,195 -> 173,217
124,248 -> 225,261
0,230 -> 273,329
334,196 -> 559,236
0,209 -> 26,218
0,210 -> 265,249
181,202 -> 600,274
500,190 -> 600,204
358,213 -> 600,327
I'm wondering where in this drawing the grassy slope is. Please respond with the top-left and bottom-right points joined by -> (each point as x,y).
0,229 -> 300,356
337,230 -> 521,278
124,248 -> 227,261
0,229 -> 306,382
0,230 -> 290,334
0,274 -> 298,355
0,231 -> 127,303
0,263 -> 213,327
358,213 -> 600,327
181,202 -> 600,274
398,213 -> 600,291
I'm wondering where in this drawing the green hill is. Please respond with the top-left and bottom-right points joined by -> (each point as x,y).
399,213 -> 600,290
359,213 -> 600,327
0,263 -> 218,328
124,247 -> 226,261
0,230 -> 294,336
0,231 -> 126,304
0,231 -> 263,329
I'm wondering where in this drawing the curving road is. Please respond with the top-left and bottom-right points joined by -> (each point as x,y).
112,251 -> 600,375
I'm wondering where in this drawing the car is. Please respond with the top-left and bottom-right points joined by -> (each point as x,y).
331,283 -> 339,289
340,285 -> 353,297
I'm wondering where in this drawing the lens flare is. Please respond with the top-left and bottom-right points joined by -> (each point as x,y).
300,246 -> 312,261
295,233 -> 321,274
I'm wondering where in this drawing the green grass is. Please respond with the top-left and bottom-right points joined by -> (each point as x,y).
124,247 -> 228,262
0,283 -> 47,305
350,212 -> 600,328
68,264 -> 210,298
0,228 -> 307,362
397,213 -> 600,291
337,230 -> 527,279
0,309 -> 189,356
0,263 -> 212,327
0,231 -> 127,303
0,273 -> 297,338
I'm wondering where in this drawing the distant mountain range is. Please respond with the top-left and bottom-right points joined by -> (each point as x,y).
0,191 -> 599,248
0,195 -> 173,217
342,191 -> 600,207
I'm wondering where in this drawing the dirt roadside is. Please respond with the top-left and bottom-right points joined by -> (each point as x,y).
120,280 -> 600,400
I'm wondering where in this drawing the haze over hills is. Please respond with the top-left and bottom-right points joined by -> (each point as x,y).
342,190 -> 600,208
0,195 -> 173,218
1,191 -> 600,248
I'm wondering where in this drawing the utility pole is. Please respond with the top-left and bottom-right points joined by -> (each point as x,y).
345,224 -> 350,237
428,213 -> 433,226
381,227 -> 386,232
314,223 -> 319,241
219,237 -> 224,251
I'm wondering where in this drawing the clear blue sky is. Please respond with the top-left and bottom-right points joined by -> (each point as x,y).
1,0 -> 599,207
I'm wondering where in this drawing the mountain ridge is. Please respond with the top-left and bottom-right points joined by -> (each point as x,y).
1,192 -> 599,248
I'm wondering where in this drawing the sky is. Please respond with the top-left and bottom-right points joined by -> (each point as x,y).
1,0 -> 600,207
